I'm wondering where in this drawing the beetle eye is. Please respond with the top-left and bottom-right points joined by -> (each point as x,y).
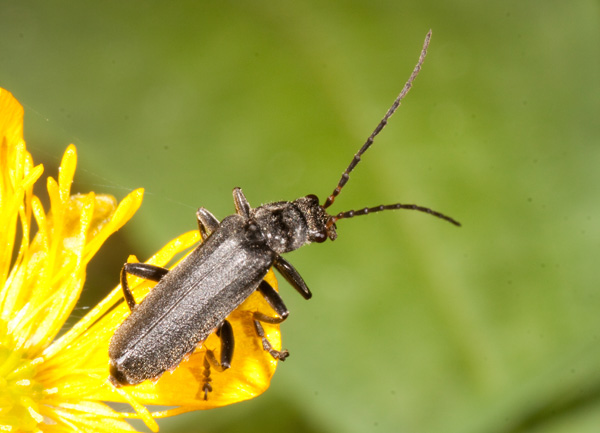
312,231 -> 327,243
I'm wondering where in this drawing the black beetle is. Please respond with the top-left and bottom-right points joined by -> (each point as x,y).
108,30 -> 460,398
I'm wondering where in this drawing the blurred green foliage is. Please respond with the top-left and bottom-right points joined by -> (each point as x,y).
1,1 -> 599,432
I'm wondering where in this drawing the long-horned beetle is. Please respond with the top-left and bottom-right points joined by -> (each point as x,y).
109,30 -> 460,398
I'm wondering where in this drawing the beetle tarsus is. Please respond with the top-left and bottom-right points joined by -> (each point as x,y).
253,319 -> 289,360
201,355 -> 213,400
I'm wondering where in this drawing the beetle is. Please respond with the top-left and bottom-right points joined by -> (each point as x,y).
108,30 -> 460,398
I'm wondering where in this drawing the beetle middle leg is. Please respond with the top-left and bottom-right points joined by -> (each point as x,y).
201,320 -> 234,400
254,280 -> 290,360
120,262 -> 169,311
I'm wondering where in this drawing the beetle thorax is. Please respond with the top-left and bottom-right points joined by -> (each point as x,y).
251,195 -> 334,254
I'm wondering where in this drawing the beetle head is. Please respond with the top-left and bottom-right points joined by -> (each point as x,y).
293,195 -> 337,243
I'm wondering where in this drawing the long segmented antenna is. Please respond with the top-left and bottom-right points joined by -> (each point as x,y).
329,203 -> 461,227
322,30 -> 460,230
323,30 -> 432,210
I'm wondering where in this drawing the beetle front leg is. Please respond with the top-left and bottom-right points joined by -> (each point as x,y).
202,320 -> 234,400
196,207 -> 220,241
232,187 -> 251,218
120,262 -> 169,312
273,256 -> 312,300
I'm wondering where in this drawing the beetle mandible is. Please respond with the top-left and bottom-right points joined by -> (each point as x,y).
108,30 -> 460,398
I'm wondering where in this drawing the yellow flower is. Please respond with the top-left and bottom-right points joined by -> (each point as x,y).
0,88 -> 284,432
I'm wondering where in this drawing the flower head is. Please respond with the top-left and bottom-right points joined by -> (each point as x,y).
0,88 -> 284,432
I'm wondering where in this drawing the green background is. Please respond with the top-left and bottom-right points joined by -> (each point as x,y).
1,1 -> 599,432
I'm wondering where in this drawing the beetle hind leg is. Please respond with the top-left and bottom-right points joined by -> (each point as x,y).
200,356 -> 213,400
120,262 -> 169,312
199,320 -> 234,400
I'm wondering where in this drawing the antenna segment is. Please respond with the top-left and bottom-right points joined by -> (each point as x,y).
323,30 -> 432,210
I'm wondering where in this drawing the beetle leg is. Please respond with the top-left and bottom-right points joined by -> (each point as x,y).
252,280 -> 290,360
253,319 -> 289,361
256,280 -> 289,322
232,187 -> 251,218
216,319 -> 234,369
200,355 -> 213,400
196,207 -> 220,241
120,262 -> 169,312
273,256 -> 313,300
202,320 -> 235,400
204,321 -> 235,371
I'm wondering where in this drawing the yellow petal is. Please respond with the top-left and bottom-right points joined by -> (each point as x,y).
0,87 -> 25,148
1,86 -> 285,432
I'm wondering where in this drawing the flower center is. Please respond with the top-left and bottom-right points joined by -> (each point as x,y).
0,345 -> 45,431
